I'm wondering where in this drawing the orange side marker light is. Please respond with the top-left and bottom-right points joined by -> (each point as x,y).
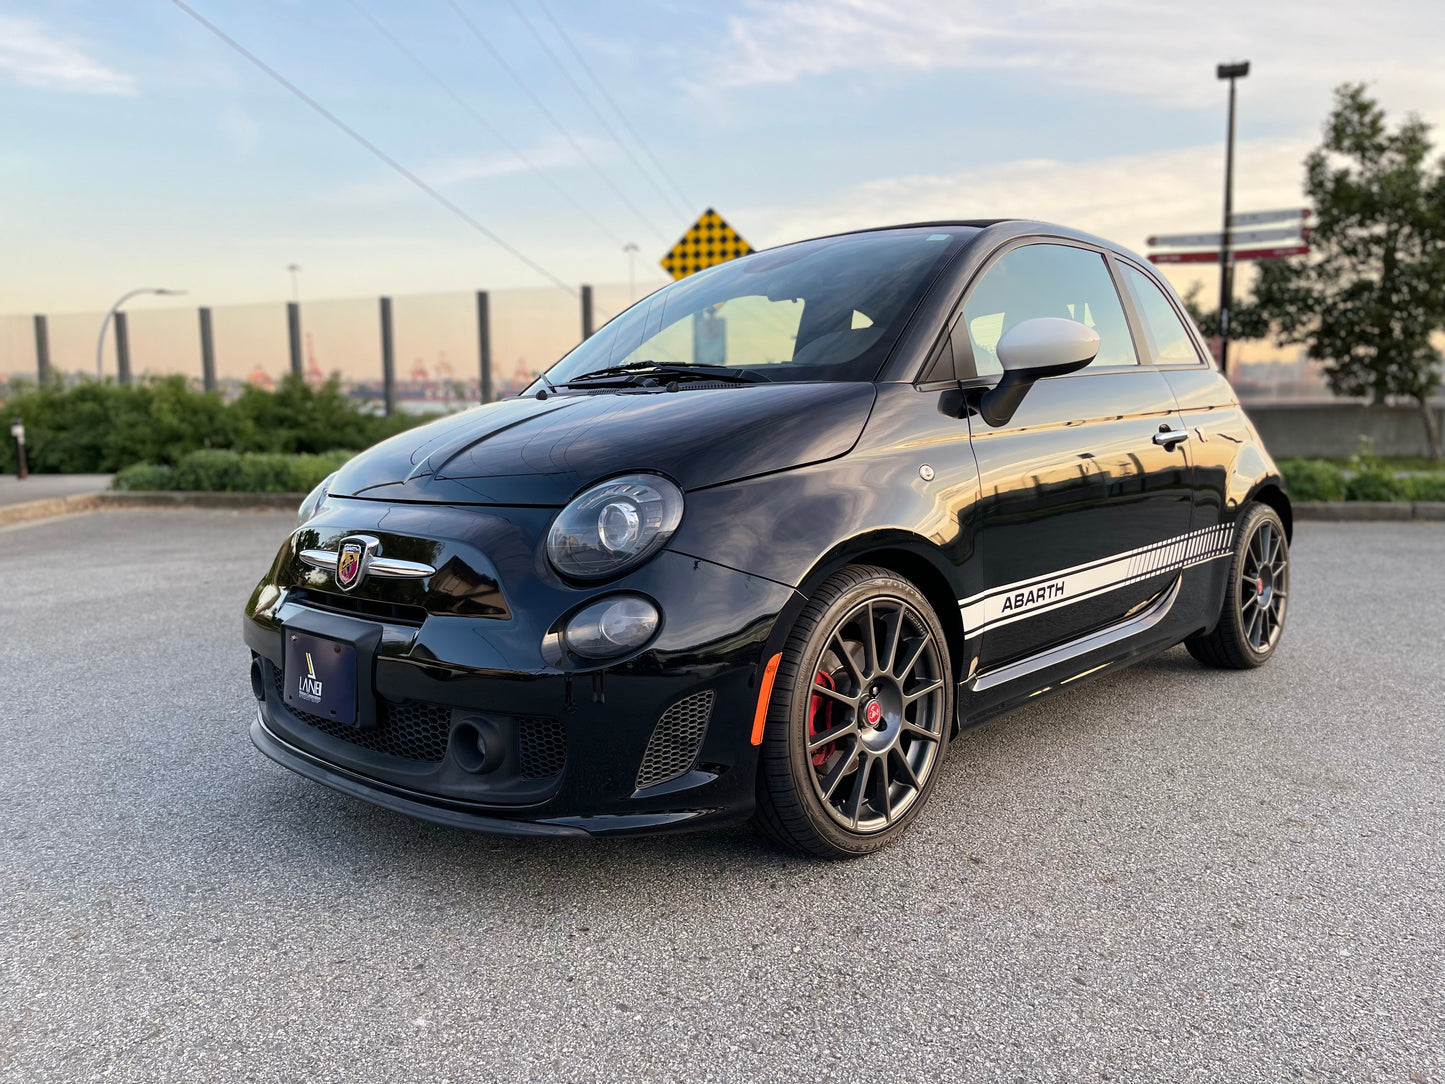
750,653 -> 783,746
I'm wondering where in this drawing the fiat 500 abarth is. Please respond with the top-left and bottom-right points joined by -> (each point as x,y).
244,220 -> 1291,857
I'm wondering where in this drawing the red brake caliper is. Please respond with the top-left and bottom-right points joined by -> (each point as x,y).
808,670 -> 837,768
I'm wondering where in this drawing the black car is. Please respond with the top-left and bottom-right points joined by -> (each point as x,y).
244,220 -> 1291,857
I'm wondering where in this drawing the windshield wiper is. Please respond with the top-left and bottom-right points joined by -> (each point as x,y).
557,361 -> 770,387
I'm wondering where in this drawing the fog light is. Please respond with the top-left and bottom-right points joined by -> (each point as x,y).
563,595 -> 660,659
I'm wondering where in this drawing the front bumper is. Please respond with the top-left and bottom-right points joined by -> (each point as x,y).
244,498 -> 800,837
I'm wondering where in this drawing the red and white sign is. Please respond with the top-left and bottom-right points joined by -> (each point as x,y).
1148,244 -> 1309,265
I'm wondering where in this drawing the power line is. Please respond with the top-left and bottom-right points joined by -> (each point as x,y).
345,0 -> 626,249
444,0 -> 671,246
529,0 -> 694,215
505,0 -> 687,222
168,0 -> 578,296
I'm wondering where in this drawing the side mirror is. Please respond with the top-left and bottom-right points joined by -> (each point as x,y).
978,318 -> 1100,426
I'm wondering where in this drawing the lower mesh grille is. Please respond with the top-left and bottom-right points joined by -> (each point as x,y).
635,691 -> 715,791
270,664 -> 451,763
518,718 -> 567,779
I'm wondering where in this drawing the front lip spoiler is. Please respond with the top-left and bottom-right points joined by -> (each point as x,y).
250,712 -> 590,838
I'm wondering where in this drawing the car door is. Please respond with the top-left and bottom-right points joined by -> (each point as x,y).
957,241 -> 1194,671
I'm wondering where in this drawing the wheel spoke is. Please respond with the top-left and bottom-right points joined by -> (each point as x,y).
902,719 -> 941,743
903,678 -> 944,705
861,602 -> 880,678
889,745 -> 923,792
874,754 -> 893,824
820,742 -> 859,801
808,720 -> 857,752
895,639 -> 928,682
810,682 -> 858,709
879,606 -> 903,676
831,634 -> 865,691
844,754 -> 873,828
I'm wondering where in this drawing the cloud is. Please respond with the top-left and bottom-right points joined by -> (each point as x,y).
747,136 -> 1313,258
330,139 -> 604,206
704,0 -> 1445,117
0,16 -> 136,96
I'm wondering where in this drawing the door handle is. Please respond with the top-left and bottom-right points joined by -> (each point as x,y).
1153,426 -> 1190,447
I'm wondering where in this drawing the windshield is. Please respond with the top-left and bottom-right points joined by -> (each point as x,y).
540,228 -> 973,386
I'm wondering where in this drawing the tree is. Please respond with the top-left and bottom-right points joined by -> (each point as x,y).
1180,283 -> 1271,342
1250,83 -> 1445,459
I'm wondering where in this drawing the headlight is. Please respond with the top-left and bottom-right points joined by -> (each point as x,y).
547,474 -> 683,580
297,473 -> 336,526
563,595 -> 660,658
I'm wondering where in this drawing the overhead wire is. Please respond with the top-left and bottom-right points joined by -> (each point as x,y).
527,0 -> 694,217
345,0 -> 627,250
168,0 -> 578,297
443,0 -> 672,246
504,0 -> 687,222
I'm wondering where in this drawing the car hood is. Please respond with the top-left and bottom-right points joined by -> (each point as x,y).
329,382 -> 878,505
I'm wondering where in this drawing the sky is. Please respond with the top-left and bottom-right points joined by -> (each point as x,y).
2,0 -> 1443,374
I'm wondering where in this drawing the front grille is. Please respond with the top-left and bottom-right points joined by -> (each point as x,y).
518,718 -> 567,779
635,691 -> 714,791
287,588 -> 427,627
270,664 -> 451,762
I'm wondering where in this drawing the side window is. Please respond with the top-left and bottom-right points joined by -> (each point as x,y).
960,244 -> 1139,378
1121,265 -> 1206,366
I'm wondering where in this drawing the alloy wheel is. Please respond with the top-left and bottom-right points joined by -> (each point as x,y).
804,597 -> 947,833
1240,517 -> 1288,653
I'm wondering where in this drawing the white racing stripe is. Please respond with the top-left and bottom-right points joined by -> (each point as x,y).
959,522 -> 1234,634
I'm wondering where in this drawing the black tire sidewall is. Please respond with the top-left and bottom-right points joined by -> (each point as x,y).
1220,504 -> 1289,665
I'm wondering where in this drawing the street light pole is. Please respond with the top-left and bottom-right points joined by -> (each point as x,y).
623,242 -> 639,302
1216,60 -> 1250,380
95,287 -> 187,380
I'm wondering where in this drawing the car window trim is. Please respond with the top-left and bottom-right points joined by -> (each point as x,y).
937,236 -> 1144,386
1112,255 -> 1215,370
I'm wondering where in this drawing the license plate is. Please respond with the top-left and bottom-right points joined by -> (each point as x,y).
284,631 -> 357,725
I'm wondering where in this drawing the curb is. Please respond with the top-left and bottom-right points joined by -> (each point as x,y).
0,491 -> 304,526
97,491 -> 306,512
1294,501 -> 1445,522
0,492 -> 103,528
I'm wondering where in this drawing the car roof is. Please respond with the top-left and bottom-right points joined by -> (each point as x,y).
771,218 -> 1150,268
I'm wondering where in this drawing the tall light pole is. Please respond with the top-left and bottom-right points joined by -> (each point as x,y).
1216,60 -> 1250,379
623,242 -> 639,302
287,263 -> 302,303
95,288 -> 187,380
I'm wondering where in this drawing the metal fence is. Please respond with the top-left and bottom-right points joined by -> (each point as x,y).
1,281 -> 660,415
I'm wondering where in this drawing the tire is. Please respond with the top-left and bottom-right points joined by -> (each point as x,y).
1185,502 -> 1290,670
753,565 -> 953,858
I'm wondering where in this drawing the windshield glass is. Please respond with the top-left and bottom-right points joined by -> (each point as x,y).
541,228 -> 972,386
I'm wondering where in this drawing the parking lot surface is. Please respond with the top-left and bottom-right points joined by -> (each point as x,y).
1,510 -> 1442,1083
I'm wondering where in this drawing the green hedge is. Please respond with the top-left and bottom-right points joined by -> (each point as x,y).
1280,457 -> 1444,502
0,374 -> 423,474
113,449 -> 354,493
1278,459 -> 1347,502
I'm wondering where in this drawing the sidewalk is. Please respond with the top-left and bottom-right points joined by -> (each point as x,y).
0,474 -> 113,508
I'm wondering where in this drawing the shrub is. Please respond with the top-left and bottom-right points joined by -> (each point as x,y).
0,374 -> 423,474
1345,469 -> 1407,502
113,463 -> 177,491
1403,474 -> 1445,502
1279,459 -> 1347,502
111,449 -> 353,493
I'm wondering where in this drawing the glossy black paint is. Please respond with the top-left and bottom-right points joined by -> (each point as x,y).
244,219 -> 1289,838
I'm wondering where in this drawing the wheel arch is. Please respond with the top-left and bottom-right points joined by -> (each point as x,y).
790,531 -> 967,685
1249,480 -> 1293,542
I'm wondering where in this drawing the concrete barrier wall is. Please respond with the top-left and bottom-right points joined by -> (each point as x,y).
1241,402 -> 1443,459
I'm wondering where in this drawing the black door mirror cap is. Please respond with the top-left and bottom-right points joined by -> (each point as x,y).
979,318 -> 1101,426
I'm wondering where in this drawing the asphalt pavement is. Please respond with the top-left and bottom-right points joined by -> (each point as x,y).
1,510 -> 1442,1083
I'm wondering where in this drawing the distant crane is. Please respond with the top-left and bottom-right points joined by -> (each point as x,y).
304,332 -> 324,387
